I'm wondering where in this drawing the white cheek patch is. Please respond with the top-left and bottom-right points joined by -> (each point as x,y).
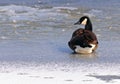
75,44 -> 95,54
81,18 -> 87,25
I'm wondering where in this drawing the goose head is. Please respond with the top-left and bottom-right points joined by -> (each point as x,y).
74,16 -> 93,31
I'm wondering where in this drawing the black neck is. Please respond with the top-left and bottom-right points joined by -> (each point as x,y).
85,19 -> 92,31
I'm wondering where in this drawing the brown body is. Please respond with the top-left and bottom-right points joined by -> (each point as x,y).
68,16 -> 98,54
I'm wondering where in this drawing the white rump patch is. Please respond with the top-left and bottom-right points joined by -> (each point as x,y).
81,18 -> 87,25
75,44 -> 95,54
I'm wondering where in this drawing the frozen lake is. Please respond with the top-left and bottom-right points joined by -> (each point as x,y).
0,0 -> 120,84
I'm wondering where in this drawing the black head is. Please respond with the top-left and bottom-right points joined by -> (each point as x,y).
74,16 -> 90,25
74,16 -> 92,31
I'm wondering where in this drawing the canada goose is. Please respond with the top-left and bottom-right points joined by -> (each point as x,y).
68,16 -> 98,54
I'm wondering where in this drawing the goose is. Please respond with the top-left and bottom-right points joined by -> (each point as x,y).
68,16 -> 98,54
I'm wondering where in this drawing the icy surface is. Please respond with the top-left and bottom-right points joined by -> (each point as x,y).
0,0 -> 120,84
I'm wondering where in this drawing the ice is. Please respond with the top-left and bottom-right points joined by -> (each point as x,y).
0,3 -> 120,84
0,62 -> 120,84
53,7 -> 78,10
84,9 -> 103,17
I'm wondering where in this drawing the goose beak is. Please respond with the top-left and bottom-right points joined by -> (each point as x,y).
74,21 -> 80,25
